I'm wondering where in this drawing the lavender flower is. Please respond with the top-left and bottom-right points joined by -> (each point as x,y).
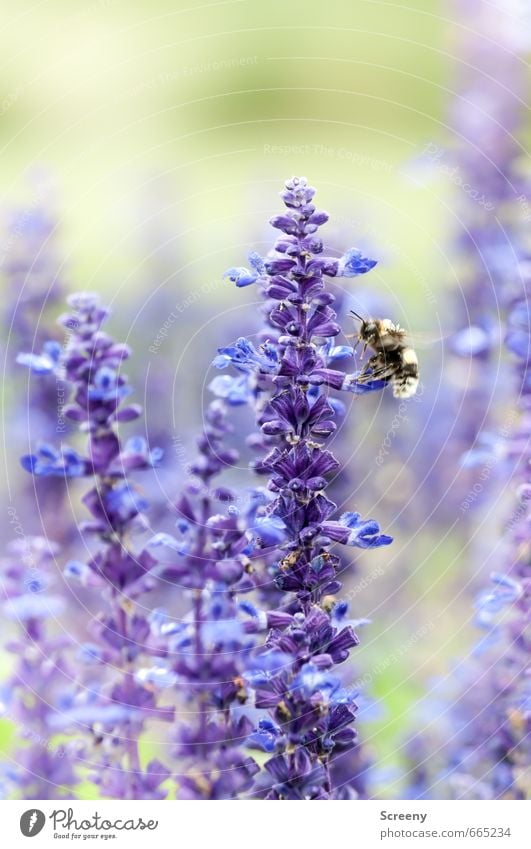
418,0 -> 529,518
2,200 -> 70,531
18,293 -> 171,799
420,568 -> 529,800
222,177 -> 392,798
157,397 -> 260,799
1,199 -> 65,347
442,0 -> 527,361
398,4 -> 531,800
432,265 -> 531,799
0,537 -> 78,799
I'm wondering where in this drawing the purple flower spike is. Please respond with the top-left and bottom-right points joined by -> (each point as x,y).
0,538 -> 78,798
223,177 -> 393,799
17,293 -> 168,798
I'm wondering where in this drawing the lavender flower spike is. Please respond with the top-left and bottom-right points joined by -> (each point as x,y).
224,177 -> 392,799
159,397 -> 259,799
0,538 -> 78,799
434,263 -> 531,799
19,293 -> 171,800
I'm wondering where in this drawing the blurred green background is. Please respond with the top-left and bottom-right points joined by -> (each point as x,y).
0,0 -> 451,310
1,0 -> 484,797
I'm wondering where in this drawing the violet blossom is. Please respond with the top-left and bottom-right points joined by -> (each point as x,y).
221,177 -> 393,799
18,293 -> 172,799
0,537 -> 78,799
151,396 -> 261,799
431,263 -> 531,800
419,0 -> 529,519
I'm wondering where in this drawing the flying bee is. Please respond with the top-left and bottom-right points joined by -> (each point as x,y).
350,311 -> 419,399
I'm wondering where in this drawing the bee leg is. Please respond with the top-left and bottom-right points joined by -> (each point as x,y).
357,353 -> 380,376
357,354 -> 396,384
363,353 -> 379,370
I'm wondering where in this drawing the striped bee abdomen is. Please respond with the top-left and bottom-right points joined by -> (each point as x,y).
392,347 -> 419,398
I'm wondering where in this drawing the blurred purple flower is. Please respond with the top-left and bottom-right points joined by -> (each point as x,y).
18,293 -> 170,799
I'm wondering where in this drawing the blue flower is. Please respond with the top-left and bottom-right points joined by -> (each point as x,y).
337,248 -> 377,277
239,599 -> 259,618
105,482 -> 149,522
21,443 -> 87,477
246,515 -> 287,550
247,718 -> 283,753
223,266 -> 257,287
3,593 -> 64,620
332,600 -> 349,620
213,337 -> 278,374
319,339 -> 354,362
243,651 -> 292,686
135,666 -> 177,689
202,618 -> 245,647
461,432 -> 500,469
475,573 -> 522,621
208,374 -> 251,405
120,436 -> 164,468
147,532 -> 188,554
340,511 -> 393,548
491,572 -> 522,597
342,373 -> 388,394
223,252 -> 265,287
248,251 -> 265,273
291,663 -> 341,702
451,324 -> 493,357
88,367 -> 132,403
46,703 -> 138,731
331,600 -> 371,632
168,623 -> 194,652
328,396 -> 346,416
148,608 -> 181,638
23,572 -> 46,594
16,340 -> 62,374
64,560 -> 100,587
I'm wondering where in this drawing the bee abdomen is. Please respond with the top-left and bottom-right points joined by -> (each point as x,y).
392,348 -> 419,398
393,375 -> 418,398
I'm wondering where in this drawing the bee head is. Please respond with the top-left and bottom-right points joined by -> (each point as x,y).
351,310 -> 374,340
360,320 -> 378,341
350,310 -> 380,346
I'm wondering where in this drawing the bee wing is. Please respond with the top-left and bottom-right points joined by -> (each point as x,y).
399,329 -> 450,349
345,326 -> 449,347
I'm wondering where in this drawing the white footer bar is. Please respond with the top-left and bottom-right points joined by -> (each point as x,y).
2,799 -> 528,848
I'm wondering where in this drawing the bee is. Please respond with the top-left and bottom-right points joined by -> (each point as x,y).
350,311 -> 419,399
